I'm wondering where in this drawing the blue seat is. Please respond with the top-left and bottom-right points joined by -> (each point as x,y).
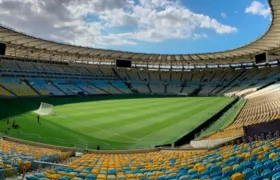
156,175 -> 166,180
253,164 -> 265,174
34,173 -> 45,178
272,172 -> 280,180
178,175 -> 191,180
261,169 -> 273,179
190,174 -> 201,179
58,177 -> 71,180
264,160 -> 276,169
26,176 -> 38,180
187,169 -> 197,175
223,170 -> 234,177
274,165 -> 280,173
87,174 -> 96,180
249,174 -> 262,180
77,174 -> 86,179
209,165 -> 221,173
166,175 -> 177,180
243,168 -> 254,180
200,175 -> 210,179
234,165 -> 245,173
212,176 -> 223,180
210,172 -> 222,178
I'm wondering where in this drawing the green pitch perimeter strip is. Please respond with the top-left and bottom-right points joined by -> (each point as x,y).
0,95 -> 235,150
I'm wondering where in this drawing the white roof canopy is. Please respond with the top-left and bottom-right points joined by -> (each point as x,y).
0,0 -> 279,66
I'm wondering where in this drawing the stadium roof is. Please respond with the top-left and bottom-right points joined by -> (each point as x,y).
0,0 -> 280,66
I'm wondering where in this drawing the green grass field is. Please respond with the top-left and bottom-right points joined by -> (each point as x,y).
0,95 -> 235,150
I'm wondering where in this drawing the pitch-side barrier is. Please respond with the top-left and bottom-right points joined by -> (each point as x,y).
190,135 -> 243,149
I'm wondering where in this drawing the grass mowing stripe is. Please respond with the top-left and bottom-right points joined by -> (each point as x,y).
56,97 -> 180,119
91,97 -> 206,133
0,96 -> 236,150
55,98 -> 167,114
5,113 -> 132,149
59,97 -> 203,142
120,98 -> 228,140
54,98 -> 185,129
99,98 -> 209,133
134,98 -> 234,145
53,115 -> 139,143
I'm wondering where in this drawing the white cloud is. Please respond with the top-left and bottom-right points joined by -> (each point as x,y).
245,1 -> 271,18
0,0 -> 238,48
193,33 -> 208,39
221,12 -> 227,18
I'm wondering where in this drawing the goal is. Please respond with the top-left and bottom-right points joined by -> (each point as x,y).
33,102 -> 55,116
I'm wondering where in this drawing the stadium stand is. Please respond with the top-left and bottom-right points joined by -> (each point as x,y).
73,80 -> 106,95
52,79 -> 82,95
138,71 -> 150,81
131,82 -> 150,94
181,82 -> 199,95
1,60 -> 20,70
101,68 -> 118,77
28,79 -> 64,96
0,78 -> 38,96
23,137 -> 280,180
208,83 -> 280,139
149,83 -> 166,94
2,0 -> 280,179
172,72 -> 182,82
166,82 -> 182,95
91,80 -> 122,94
110,81 -> 131,94
114,68 -> 130,80
161,72 -> 170,82
149,71 -> 160,81
0,86 -> 14,97
0,139 -> 71,175
126,70 -> 140,81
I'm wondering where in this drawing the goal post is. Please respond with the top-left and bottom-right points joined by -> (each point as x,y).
33,102 -> 55,116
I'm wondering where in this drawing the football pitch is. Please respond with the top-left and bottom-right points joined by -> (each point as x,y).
0,95 -> 235,150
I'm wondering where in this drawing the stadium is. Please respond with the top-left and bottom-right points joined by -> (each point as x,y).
0,0 -> 280,179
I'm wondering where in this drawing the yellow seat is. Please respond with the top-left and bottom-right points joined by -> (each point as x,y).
137,174 -> 146,179
97,174 -> 107,180
155,171 -> 165,177
269,152 -> 278,159
231,173 -> 244,180
194,163 -> 202,170
127,174 -> 136,179
197,166 -> 205,173
263,146 -> 270,152
67,172 -> 77,178
232,164 -> 239,170
91,169 -> 100,175
222,166 -> 232,172
258,155 -> 264,160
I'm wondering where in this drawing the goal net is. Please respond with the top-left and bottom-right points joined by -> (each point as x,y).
33,102 -> 55,116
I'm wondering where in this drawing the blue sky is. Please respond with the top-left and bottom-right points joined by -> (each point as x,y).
0,0 -> 271,54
